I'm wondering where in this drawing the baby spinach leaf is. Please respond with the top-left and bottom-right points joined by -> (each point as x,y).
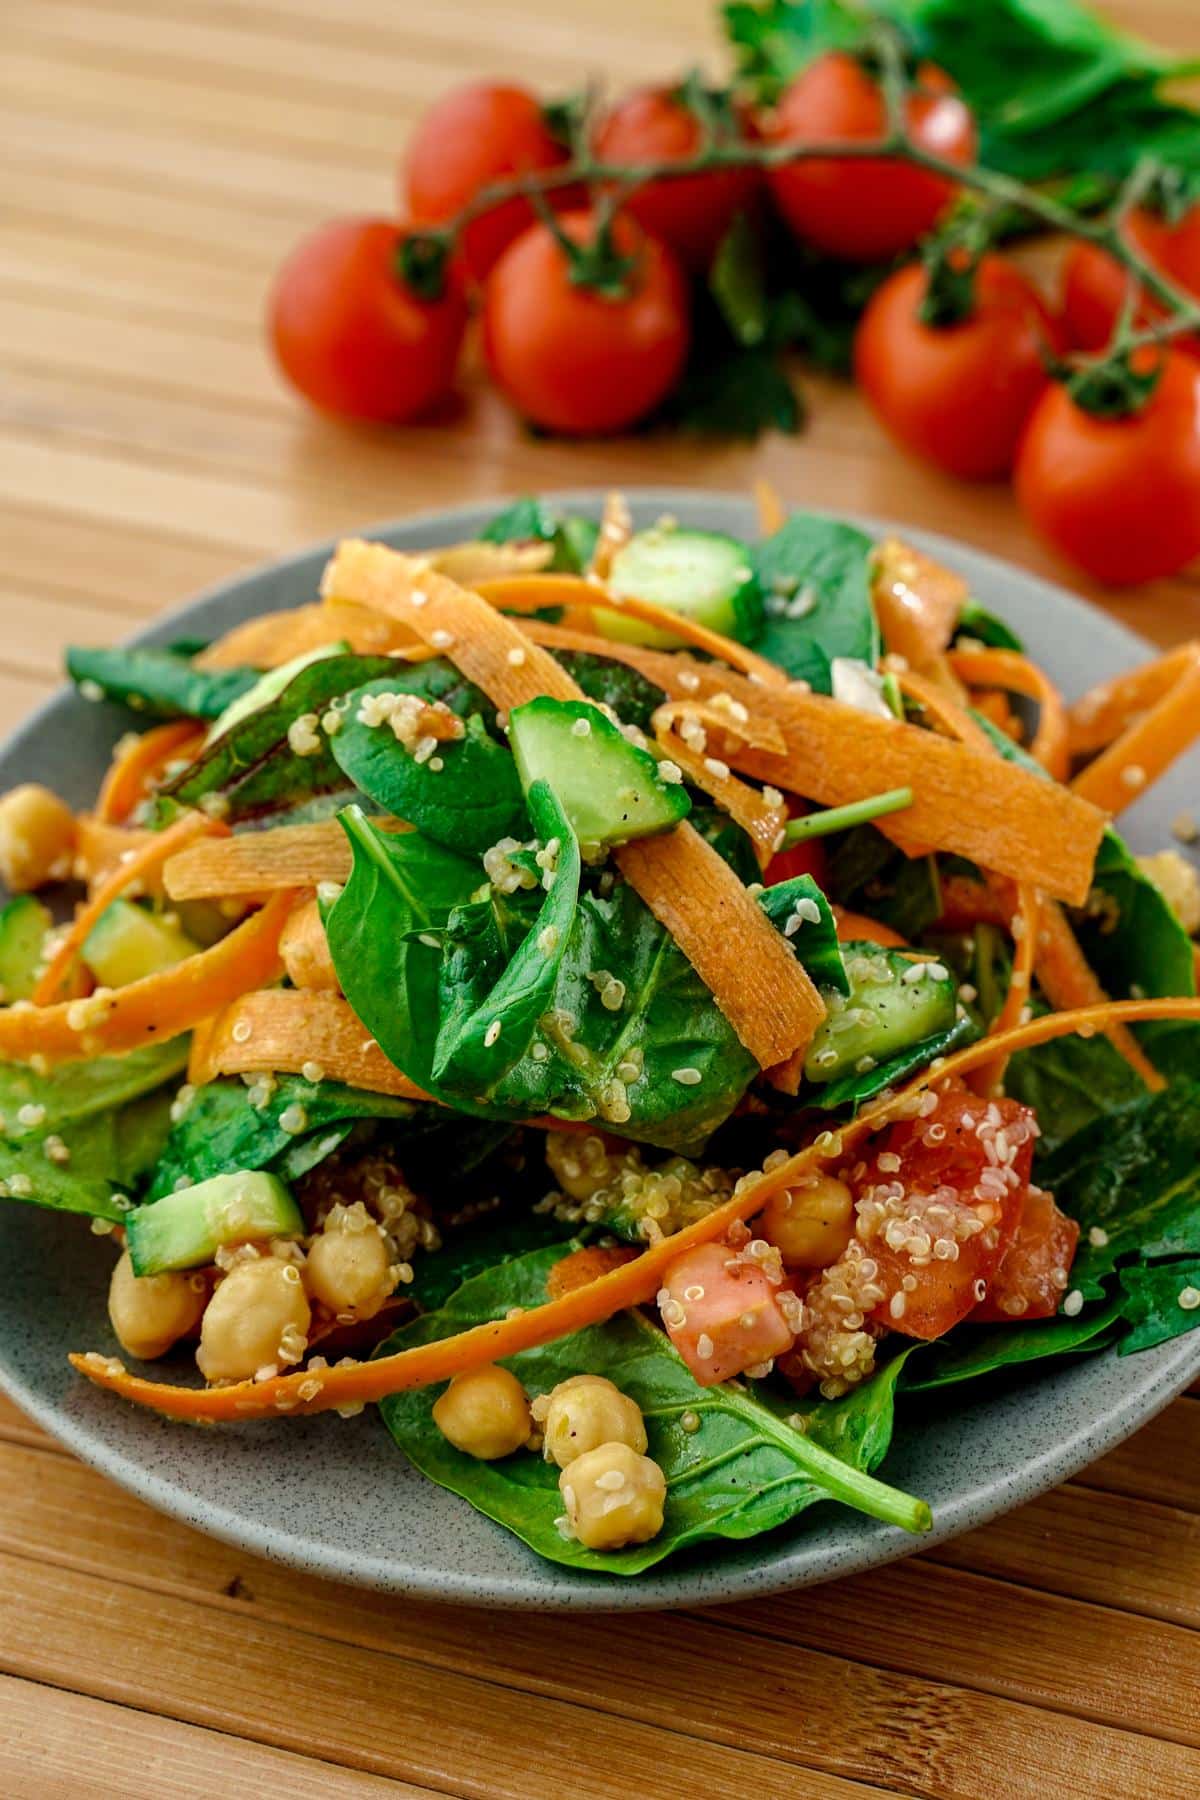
553,650 -> 666,735
481,498 -> 598,574
1006,1029 -> 1148,1159
956,599 -> 1024,653
902,1292 -> 1125,1391
751,513 -> 880,691
825,824 -> 942,941
0,1139 -> 128,1222
1118,1261 -> 1200,1354
67,647 -> 259,722
1076,830 -> 1198,1006
380,1245 -> 928,1572
691,803 -> 760,886
0,1040 -> 188,1134
331,680 -> 526,854
759,874 -> 848,994
408,1213 -> 581,1313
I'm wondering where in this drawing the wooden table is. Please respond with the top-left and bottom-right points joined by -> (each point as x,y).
2,2 -> 1200,1795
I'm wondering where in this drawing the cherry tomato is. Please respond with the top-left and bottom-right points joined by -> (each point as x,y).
659,1241 -> 797,1385
593,88 -> 760,270
855,255 -> 1062,480
481,211 -> 690,435
763,53 -> 976,263
858,1086 -> 1035,1339
972,1187 -> 1079,1323
403,82 -> 569,281
269,218 -> 467,422
764,798 -> 830,887
1062,206 -> 1200,360
1014,351 -> 1200,586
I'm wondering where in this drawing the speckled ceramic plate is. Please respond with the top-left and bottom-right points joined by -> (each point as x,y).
1,489 -> 1198,1611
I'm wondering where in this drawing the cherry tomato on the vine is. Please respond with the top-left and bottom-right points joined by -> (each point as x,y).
855,255 -> 1062,480
481,211 -> 690,435
268,218 -> 467,422
403,82 -> 570,281
1062,205 -> 1200,360
593,87 -> 760,270
763,53 -> 976,263
1014,350 -> 1200,586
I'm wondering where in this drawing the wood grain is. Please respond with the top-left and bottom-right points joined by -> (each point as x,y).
2,0 -> 1200,1794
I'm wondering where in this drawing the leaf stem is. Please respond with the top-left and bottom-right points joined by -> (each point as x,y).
782,786 -> 914,846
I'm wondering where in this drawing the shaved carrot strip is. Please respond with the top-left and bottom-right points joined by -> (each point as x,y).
69,992 -> 1200,1422
972,881 -> 1040,1097
163,818 -> 409,901
74,818 -> 155,890
588,491 -> 633,581
1071,648 -> 1200,817
832,907 -> 908,947
0,889 -> 294,1066
425,539 -> 553,585
753,478 -> 786,536
323,540 -> 825,1070
893,667 -> 993,752
279,898 -> 338,991
651,704 -> 787,866
188,989 -> 429,1097
1067,641 -> 1200,756
34,811 -> 222,1005
872,538 -> 968,670
96,720 -> 206,825
195,601 -> 424,671
475,574 -> 789,689
948,646 -> 1069,781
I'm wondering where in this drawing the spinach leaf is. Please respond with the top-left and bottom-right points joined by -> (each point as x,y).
1076,830 -> 1198,1005
902,1292 -> 1125,1391
554,650 -> 666,735
331,680 -> 526,854
1041,1082 -> 1200,1299
0,1040 -> 188,1134
667,333 -> 802,438
68,647 -> 259,722
1006,1029 -> 1148,1159
380,1245 -> 928,1572
751,513 -> 880,691
824,824 -> 942,941
1118,1261 -> 1200,1354
0,1139 -> 128,1222
161,652 -> 395,821
956,599 -> 1024,653
691,803 -> 760,886
759,874 -> 848,994
408,1212 -> 580,1313
481,498 -> 598,574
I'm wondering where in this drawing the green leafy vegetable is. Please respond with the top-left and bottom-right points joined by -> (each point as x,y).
902,1292 -> 1124,1390
380,1245 -> 928,1573
0,1041 -> 189,1135
67,647 -> 258,722
0,1139 -> 129,1222
554,649 -> 666,734
480,498 -> 598,573
331,679 -> 526,853
1076,830 -> 1198,1008
956,598 -> 1025,652
1005,1028 -> 1148,1158
759,875 -> 849,995
810,1008 -> 974,1112
751,513 -> 880,692
1118,1261 -> 1200,1354
825,824 -> 942,941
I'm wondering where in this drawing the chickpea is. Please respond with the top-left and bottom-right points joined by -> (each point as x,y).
196,1255 -> 311,1383
0,784 -> 77,892
432,1364 -> 531,1460
304,1203 -> 396,1318
539,1374 -> 647,1469
559,1442 -> 666,1550
108,1248 -> 206,1361
759,1174 -> 855,1269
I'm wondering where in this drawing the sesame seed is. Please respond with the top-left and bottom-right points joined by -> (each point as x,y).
506,646 -> 527,666
703,756 -> 730,780
484,1019 -> 502,1048
1179,1286 -> 1200,1311
430,628 -> 454,649
571,716 -> 592,738
231,1018 -> 253,1044
1087,1225 -> 1109,1248
671,1067 -> 702,1086
1062,1289 -> 1084,1317
16,1103 -> 46,1128
301,1061 -> 325,1085
1120,763 -> 1146,789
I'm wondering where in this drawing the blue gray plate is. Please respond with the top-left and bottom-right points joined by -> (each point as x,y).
1,489 -> 1197,1610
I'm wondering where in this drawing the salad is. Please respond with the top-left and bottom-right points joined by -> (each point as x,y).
2,490 -> 1200,1575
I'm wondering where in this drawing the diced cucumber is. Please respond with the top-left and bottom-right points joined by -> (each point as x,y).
597,527 -> 765,649
509,697 -> 690,849
83,899 -> 199,988
804,945 -> 957,1084
125,1169 -> 304,1274
205,641 -> 349,743
0,895 -> 51,1003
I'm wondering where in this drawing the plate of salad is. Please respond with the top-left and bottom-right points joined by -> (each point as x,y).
1,487 -> 1198,1609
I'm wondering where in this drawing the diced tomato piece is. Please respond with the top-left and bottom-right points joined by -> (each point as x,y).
763,799 -> 830,889
658,1241 -> 796,1386
972,1187 -> 1080,1323
854,1085 -> 1036,1340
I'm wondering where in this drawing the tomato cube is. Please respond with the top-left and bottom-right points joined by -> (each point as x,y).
972,1186 -> 1080,1322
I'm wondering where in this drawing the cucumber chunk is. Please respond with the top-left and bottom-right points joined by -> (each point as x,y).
598,527 -> 764,649
0,895 -> 51,1003
509,697 -> 690,849
83,898 -> 199,988
804,945 -> 957,1084
126,1169 -> 304,1275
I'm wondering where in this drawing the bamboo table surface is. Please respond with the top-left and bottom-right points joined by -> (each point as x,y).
2,1 -> 1200,1795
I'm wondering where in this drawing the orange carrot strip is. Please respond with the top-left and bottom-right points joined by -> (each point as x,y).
34,812 -> 222,1005
1067,641 -> 1200,756
195,601 -> 424,671
651,705 -> 787,867
0,889 -> 294,1066
69,992 -> 1200,1422
1071,649 -> 1200,817
73,818 -> 155,890
872,538 -> 968,670
971,881 -> 1041,1097
832,907 -> 908,948
753,478 -> 786,536
893,666 -> 994,753
323,540 -> 825,1070
96,721 -> 206,825
588,491 -> 633,581
948,646 -> 1070,781
279,897 -> 338,991
163,818 -> 409,901
188,988 -> 430,1097
475,573 -> 789,689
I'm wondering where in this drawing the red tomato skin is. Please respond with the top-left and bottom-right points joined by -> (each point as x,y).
659,1241 -> 796,1385
268,218 -> 468,422
1061,207 -> 1200,361
764,838 -> 830,887
482,211 -> 690,435
857,1087 -> 1035,1339
404,82 -> 569,281
972,1187 -> 1080,1323
764,54 -> 976,263
593,89 -> 760,270
855,256 -> 1062,480
1014,352 -> 1200,586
